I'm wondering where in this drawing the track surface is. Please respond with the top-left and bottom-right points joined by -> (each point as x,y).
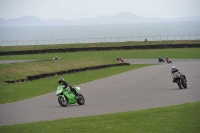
0,59 -> 200,126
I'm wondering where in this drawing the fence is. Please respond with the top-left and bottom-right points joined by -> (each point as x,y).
1,34 -> 200,46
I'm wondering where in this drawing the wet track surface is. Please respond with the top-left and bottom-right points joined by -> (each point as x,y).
0,59 -> 200,126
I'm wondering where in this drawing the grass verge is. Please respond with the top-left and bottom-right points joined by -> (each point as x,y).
0,101 -> 199,133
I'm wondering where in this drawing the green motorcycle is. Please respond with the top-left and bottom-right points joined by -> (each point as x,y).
55,85 -> 85,107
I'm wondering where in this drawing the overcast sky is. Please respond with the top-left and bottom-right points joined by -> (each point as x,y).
0,0 -> 200,20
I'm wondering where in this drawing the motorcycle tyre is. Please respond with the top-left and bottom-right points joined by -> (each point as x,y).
77,93 -> 85,105
177,81 -> 182,89
58,96 -> 68,107
181,77 -> 187,89
183,82 -> 187,88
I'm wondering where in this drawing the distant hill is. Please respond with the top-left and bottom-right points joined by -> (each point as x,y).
0,16 -> 46,27
0,12 -> 200,27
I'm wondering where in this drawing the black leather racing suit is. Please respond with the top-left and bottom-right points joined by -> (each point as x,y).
171,68 -> 187,82
60,80 -> 78,96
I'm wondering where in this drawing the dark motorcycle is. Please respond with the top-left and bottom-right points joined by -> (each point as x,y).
157,57 -> 165,62
172,72 -> 187,89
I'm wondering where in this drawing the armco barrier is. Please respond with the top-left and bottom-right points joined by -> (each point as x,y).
1,44 -> 200,56
4,63 -> 130,83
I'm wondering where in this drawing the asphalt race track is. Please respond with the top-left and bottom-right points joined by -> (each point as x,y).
0,59 -> 200,126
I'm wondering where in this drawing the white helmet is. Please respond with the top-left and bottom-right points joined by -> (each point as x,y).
171,66 -> 176,70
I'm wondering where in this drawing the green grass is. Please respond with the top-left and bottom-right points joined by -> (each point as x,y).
1,40 -> 200,52
0,102 -> 199,133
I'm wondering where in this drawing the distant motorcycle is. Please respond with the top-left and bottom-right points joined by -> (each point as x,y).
55,85 -> 85,107
166,58 -> 172,63
116,57 -> 124,62
52,57 -> 61,60
172,72 -> 187,89
157,57 -> 165,62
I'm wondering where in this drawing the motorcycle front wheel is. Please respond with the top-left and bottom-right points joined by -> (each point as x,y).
58,96 -> 68,107
77,93 -> 85,105
181,78 -> 187,89
177,80 -> 182,89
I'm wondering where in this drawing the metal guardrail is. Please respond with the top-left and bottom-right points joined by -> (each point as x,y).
1,34 -> 200,46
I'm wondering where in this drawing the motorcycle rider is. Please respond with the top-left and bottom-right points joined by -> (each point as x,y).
171,66 -> 187,82
166,56 -> 169,61
58,77 -> 79,97
166,56 -> 172,63
116,56 -> 124,62
55,56 -> 59,60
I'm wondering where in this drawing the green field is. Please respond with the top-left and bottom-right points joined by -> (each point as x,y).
0,47 -> 200,132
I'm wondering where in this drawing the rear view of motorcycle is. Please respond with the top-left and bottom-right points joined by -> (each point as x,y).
172,72 -> 187,89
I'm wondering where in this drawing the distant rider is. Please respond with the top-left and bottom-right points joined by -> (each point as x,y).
171,66 -> 187,82
166,56 -> 169,61
116,56 -> 124,62
55,56 -> 59,60
58,77 -> 79,97
157,56 -> 164,62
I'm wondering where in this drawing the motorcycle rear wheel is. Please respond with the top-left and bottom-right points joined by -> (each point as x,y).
58,96 -> 68,107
